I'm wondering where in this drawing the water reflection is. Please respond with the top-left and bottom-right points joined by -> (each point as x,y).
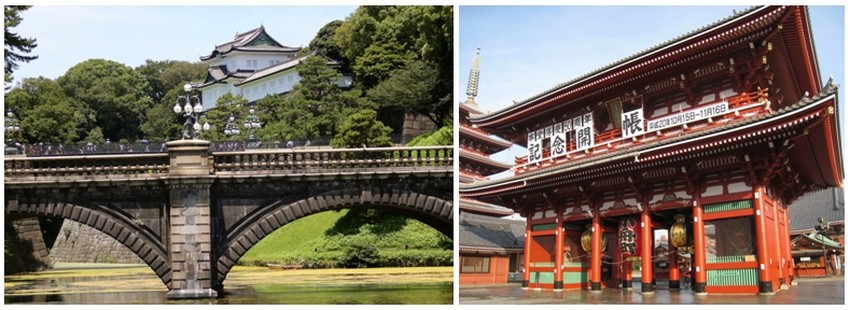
5,272 -> 452,304
6,283 -> 452,304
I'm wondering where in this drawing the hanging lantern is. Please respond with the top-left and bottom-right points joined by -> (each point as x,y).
580,226 -> 608,252
618,216 -> 641,258
581,227 -> 592,252
670,214 -> 688,248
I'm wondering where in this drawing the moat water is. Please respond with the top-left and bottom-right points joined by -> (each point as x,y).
5,263 -> 453,304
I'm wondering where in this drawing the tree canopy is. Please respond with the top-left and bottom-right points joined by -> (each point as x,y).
333,6 -> 453,128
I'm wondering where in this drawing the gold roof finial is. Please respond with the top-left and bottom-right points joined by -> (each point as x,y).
465,47 -> 481,107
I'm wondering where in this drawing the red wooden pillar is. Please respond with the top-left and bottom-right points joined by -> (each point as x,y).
668,242 -> 681,290
753,185 -> 774,294
640,206 -> 654,294
590,205 -> 602,291
522,211 -> 532,289
779,203 -> 795,285
770,198 -> 786,289
776,202 -> 792,288
692,196 -> 707,294
622,259 -> 633,289
612,232 -> 622,288
554,211 -> 565,290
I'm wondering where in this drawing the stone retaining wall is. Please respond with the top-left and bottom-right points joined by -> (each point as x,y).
49,219 -> 143,264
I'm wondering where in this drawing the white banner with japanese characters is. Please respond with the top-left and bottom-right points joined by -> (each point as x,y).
551,131 -> 568,157
527,140 -> 542,164
576,125 -> 593,151
621,109 -> 644,139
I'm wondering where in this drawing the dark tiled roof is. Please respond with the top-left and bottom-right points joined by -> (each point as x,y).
788,187 -> 844,231
201,25 -> 299,61
235,51 -> 340,86
459,212 -> 524,250
459,198 -> 514,216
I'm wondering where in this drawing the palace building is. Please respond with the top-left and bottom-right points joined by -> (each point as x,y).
459,5 -> 843,296
458,48 -> 525,285
191,25 -> 351,109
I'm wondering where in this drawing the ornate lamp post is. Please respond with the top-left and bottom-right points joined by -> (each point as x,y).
173,83 -> 210,139
243,107 -> 261,148
815,217 -> 831,277
5,108 -> 21,155
223,114 -> 241,140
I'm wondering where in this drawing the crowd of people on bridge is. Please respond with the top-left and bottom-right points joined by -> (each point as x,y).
7,137 -> 327,157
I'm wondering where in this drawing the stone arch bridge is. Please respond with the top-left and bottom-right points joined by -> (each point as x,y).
4,140 -> 453,298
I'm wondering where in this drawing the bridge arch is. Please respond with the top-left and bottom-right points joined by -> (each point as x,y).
5,199 -> 172,289
213,187 -> 452,287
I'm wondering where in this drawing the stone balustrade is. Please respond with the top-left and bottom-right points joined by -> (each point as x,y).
212,146 -> 453,175
5,146 -> 453,182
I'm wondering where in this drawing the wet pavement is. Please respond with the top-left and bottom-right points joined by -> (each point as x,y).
459,277 -> 844,304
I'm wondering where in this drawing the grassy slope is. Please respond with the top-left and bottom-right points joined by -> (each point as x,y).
239,209 -> 452,267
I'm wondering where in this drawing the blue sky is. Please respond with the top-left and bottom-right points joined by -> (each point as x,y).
8,5 -> 358,83
458,6 -> 846,180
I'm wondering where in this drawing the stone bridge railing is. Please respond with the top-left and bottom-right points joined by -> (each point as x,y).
4,146 -> 453,182
212,146 -> 453,175
4,153 -> 171,182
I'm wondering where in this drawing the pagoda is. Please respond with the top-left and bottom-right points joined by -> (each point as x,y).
458,48 -> 515,216
460,6 -> 842,295
458,48 -> 525,285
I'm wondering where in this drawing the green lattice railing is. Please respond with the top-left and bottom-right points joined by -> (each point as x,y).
706,255 -> 751,263
530,272 -> 555,284
707,268 -> 758,286
563,271 -> 588,284
704,200 -> 752,213
532,223 -> 557,231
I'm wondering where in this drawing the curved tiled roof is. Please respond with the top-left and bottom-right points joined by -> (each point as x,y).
459,197 -> 515,216
200,25 -> 299,61
235,52 -> 341,87
461,79 -> 840,195
459,212 -> 525,251
788,188 -> 844,231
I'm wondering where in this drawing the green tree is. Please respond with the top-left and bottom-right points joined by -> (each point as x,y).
333,6 -> 382,63
57,59 -> 153,142
137,61 -> 206,141
202,92 -> 250,142
331,6 -> 453,135
367,59 -> 451,127
4,5 -> 38,88
309,20 -> 346,64
256,55 -> 363,142
20,101 -> 79,144
135,59 -> 206,103
3,77 -> 83,144
330,109 -> 393,148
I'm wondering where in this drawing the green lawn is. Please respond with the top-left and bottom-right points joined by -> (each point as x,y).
239,208 -> 452,268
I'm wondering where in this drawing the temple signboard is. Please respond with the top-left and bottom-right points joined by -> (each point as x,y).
527,112 -> 593,162
621,109 -> 644,139
646,101 -> 728,132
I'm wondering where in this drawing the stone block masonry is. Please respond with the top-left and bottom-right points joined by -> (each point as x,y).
49,219 -> 143,264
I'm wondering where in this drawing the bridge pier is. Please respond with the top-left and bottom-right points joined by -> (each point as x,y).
165,140 -> 218,299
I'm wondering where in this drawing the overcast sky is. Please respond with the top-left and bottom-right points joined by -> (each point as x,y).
458,5 -> 845,179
